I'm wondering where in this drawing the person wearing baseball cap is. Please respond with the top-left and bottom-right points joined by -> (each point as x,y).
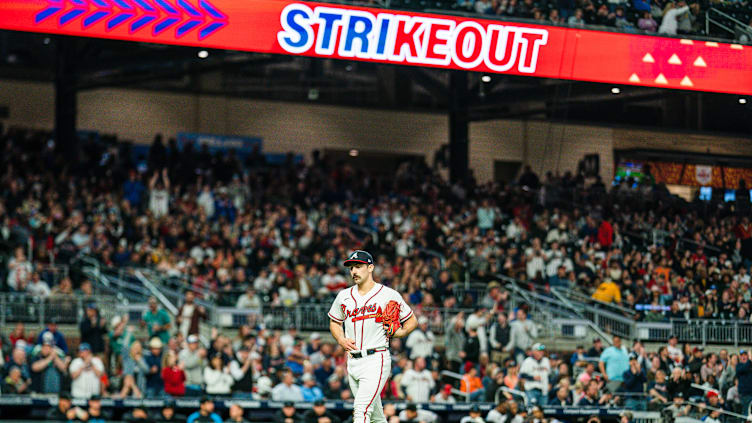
69,342 -> 105,399
181,334 -> 205,397
460,404 -> 484,423
303,399 -> 339,423
738,349 -> 752,417
343,250 -> 374,267
520,343 -> 550,406
187,397 -> 222,423
87,395 -> 112,423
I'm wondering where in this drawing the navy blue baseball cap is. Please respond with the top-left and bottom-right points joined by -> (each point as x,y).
343,250 -> 374,266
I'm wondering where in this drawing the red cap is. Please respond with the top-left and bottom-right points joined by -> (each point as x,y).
707,391 -> 718,398
443,384 -> 452,393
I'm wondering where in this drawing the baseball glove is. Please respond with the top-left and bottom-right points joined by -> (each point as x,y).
382,300 -> 401,338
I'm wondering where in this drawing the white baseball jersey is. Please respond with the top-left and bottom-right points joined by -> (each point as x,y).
328,283 -> 413,351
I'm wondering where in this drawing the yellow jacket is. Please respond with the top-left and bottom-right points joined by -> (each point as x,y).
592,280 -> 622,304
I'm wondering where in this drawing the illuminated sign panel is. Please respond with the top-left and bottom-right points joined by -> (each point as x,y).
0,0 -> 750,94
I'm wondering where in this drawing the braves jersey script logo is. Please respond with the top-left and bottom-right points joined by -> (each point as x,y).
341,303 -> 384,322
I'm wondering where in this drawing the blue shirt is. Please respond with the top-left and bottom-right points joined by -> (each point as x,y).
600,346 -> 629,382
187,411 -> 223,423
302,386 -> 324,402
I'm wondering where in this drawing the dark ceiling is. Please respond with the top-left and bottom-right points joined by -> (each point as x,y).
0,27 -> 750,135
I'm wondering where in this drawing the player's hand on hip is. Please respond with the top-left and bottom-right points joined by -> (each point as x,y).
339,338 -> 357,351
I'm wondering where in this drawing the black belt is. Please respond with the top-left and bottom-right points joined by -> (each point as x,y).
350,347 -> 388,359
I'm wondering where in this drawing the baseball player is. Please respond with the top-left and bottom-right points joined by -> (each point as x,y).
328,250 -> 417,423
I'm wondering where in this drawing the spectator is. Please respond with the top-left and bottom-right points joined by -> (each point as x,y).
599,335 -> 629,394
665,392 -> 690,418
460,404 -> 485,423
87,395 -> 112,423
659,1 -> 690,35
592,278 -> 621,304
402,357 -> 435,402
445,312 -> 466,372
7,247 -> 32,291
272,369 -> 304,402
550,385 -> 572,406
405,316 -> 435,360
433,384 -> 456,403
142,296 -> 172,345
69,342 -> 105,399
505,308 -> 537,366
303,399 -> 340,423
300,373 -> 324,402
622,354 -> 647,409
489,313 -> 511,364
398,403 -> 438,423
236,286 -> 262,311
46,392 -> 83,421
230,348 -> 254,398
121,340 -> 149,398
6,341 -> 31,381
647,369 -> 669,408
125,407 -> 152,422
737,349 -> 752,417
37,319 -> 68,354
226,404 -> 251,423
30,333 -> 69,393
155,403 -> 185,423
460,362 -> 485,401
145,337 -> 165,397
123,170 -> 146,209
8,322 -> 34,349
179,334 -> 206,396
274,402 -> 301,423
638,12 -> 658,32
204,353 -> 234,395
520,343 -> 550,406
667,334 -> 683,365
162,349 -> 186,397
187,397 -> 223,423
177,291 -> 207,337
80,303 -> 107,360
149,169 -> 170,218
3,365 -> 30,394
26,272 -> 50,298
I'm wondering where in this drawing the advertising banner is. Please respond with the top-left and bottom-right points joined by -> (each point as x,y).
176,132 -> 262,156
1,0 -> 750,94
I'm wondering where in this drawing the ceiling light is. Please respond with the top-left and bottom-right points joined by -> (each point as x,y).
611,87 -> 620,94
740,98 -> 747,105
481,75 -> 491,83
197,50 -> 209,59
349,149 -> 359,157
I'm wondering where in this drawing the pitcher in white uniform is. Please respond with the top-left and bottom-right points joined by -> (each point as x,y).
328,250 -> 418,423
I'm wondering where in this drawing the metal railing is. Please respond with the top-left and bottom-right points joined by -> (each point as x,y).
636,319 -> 752,346
706,7 -> 752,42
552,287 -> 637,319
0,293 -> 128,327
439,370 -> 471,401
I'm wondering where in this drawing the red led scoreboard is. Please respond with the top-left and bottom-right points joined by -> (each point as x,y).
0,0 -> 750,94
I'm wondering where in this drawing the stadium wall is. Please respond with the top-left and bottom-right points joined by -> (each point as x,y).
2,79 -> 751,182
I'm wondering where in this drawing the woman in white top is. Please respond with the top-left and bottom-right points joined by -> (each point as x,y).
203,354 -> 234,395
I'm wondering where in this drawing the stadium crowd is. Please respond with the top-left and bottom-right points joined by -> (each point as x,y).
454,0 -> 703,36
2,126 -> 752,421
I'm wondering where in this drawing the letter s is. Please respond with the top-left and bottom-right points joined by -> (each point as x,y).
278,4 -> 315,54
